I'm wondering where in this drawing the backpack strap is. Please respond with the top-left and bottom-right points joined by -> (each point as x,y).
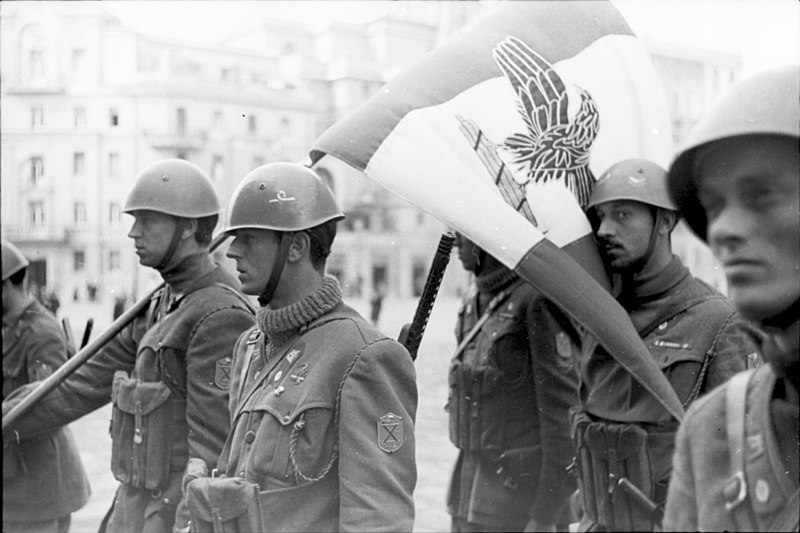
724,369 -> 758,530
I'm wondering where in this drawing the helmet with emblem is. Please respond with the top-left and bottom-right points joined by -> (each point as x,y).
587,158 -> 677,212
667,66 -> 800,241
2,239 -> 30,282
224,162 -> 344,233
123,158 -> 220,218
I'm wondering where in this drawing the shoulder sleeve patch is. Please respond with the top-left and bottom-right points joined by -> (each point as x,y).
377,412 -> 404,453
215,356 -> 232,389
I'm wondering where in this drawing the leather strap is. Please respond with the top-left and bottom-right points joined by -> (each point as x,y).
451,281 -> 520,362
724,370 -> 757,530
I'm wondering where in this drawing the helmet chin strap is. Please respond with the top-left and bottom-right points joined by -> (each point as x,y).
623,207 -> 665,276
258,232 -> 295,307
156,219 -> 187,272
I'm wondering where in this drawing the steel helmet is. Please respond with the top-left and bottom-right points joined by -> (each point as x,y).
2,239 -> 30,281
667,66 -> 800,241
587,158 -> 677,212
124,159 -> 220,218
225,162 -> 344,234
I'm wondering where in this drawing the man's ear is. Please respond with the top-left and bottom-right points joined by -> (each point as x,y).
181,218 -> 198,241
287,231 -> 310,262
659,210 -> 679,235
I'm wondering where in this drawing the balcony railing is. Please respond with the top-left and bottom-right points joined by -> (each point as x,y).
1,225 -> 70,243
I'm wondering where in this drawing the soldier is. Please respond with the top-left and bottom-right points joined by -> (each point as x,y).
2,159 -> 255,533
446,233 -> 579,532
572,159 -> 759,531
185,163 -> 417,532
663,66 -> 799,531
2,239 -> 90,533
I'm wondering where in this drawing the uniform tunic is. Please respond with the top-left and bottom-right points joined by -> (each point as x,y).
3,299 -> 90,524
216,277 -> 417,532
576,256 -> 759,528
447,272 -> 579,528
663,324 -> 799,532
4,254 -> 254,533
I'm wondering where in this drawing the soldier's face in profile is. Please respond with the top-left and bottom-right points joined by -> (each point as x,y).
696,135 -> 800,324
127,210 -> 180,268
454,232 -> 482,273
226,228 -> 281,295
593,200 -> 654,272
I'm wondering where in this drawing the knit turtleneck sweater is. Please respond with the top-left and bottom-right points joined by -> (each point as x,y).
474,266 -> 518,295
256,275 -> 343,356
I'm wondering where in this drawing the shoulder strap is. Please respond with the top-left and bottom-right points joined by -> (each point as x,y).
725,369 -> 758,530
451,282 -> 519,361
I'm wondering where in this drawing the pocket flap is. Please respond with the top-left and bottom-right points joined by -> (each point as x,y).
114,379 -> 171,415
186,477 -> 259,521
584,422 -> 648,461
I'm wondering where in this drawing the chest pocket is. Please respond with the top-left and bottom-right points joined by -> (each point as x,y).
110,372 -> 187,490
648,324 -> 707,406
247,385 -> 337,488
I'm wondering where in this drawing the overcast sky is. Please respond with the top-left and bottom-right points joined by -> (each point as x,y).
96,0 -> 798,77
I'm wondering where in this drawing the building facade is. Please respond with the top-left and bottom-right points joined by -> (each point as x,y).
1,2 -> 735,310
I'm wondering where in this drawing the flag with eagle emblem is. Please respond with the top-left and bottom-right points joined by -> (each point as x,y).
310,1 -> 683,421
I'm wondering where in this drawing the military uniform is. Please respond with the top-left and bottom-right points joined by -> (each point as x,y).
575,255 -> 759,530
3,299 -> 90,531
663,338 -> 799,532
200,276 -> 417,532
5,255 -> 254,533
447,273 -> 579,530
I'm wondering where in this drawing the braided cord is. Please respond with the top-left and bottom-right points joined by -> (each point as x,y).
288,338 -> 390,483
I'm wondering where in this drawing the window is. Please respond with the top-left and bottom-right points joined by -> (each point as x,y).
74,107 -> 86,129
109,202 -> 121,225
73,202 -> 86,224
176,107 -> 186,134
211,155 -> 224,182
29,49 -> 44,79
212,110 -> 222,129
30,201 -> 45,225
73,152 -> 85,175
73,250 -> 85,272
30,156 -> 44,185
248,114 -> 257,134
30,106 -> 43,130
108,250 -> 120,271
71,49 -> 85,76
109,108 -> 119,127
280,117 -> 291,136
108,152 -> 119,179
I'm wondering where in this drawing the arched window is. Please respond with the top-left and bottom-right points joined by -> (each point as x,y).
18,24 -> 47,82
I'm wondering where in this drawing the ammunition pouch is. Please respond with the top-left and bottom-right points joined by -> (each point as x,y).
496,447 -> 540,490
447,360 -> 535,454
110,371 -> 187,490
186,477 -> 263,533
572,410 -> 661,531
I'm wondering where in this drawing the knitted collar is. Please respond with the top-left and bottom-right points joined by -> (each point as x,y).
618,255 -> 689,306
474,266 -> 518,294
159,252 -> 215,294
256,275 -> 342,347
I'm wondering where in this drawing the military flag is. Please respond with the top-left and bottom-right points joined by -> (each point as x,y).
310,1 -> 682,420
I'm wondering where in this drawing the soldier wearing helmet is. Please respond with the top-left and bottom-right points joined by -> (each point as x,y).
184,163 -> 417,532
2,239 -> 90,533
2,160 -> 254,533
572,159 -> 758,531
663,66 -> 799,532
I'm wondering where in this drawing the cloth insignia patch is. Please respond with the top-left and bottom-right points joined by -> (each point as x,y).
555,332 -> 573,371
377,412 -> 404,453
215,357 -> 232,389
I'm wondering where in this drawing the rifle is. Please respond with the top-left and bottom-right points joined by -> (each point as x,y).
3,234 -> 229,432
61,318 -> 75,352
398,231 -> 455,360
80,318 -> 94,349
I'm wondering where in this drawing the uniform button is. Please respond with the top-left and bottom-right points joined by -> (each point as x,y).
244,431 -> 255,444
282,415 -> 291,423
238,471 -> 246,478
755,479 -> 770,502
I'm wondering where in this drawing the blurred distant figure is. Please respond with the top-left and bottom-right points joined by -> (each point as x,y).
45,290 -> 61,317
370,283 -> 386,325
112,294 -> 127,320
2,239 -> 90,533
